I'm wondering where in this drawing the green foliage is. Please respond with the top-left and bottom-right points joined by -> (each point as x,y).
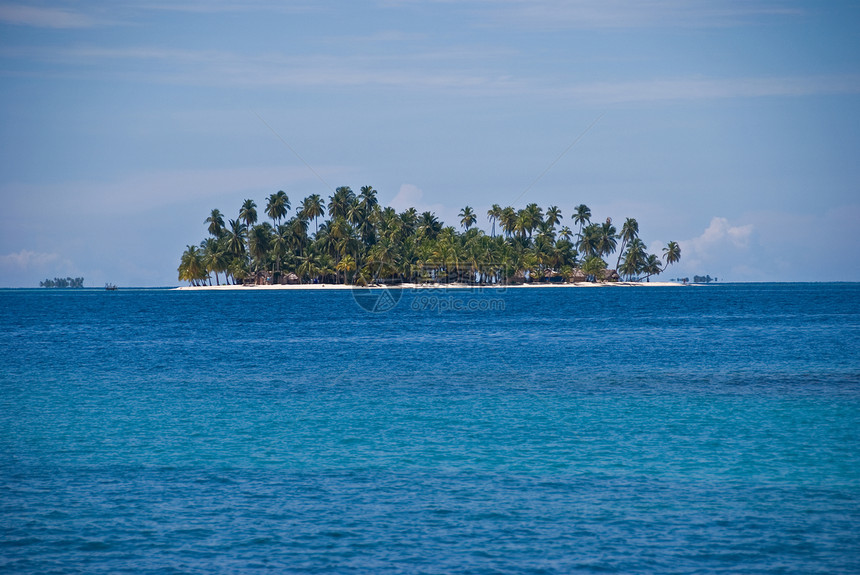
40,277 -> 84,288
582,256 -> 607,281
178,191 -> 680,286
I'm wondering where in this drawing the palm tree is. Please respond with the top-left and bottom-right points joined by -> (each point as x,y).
662,241 -> 681,271
239,199 -> 258,229
573,204 -> 591,240
225,218 -> 247,259
297,254 -> 320,283
336,254 -> 356,284
328,186 -> 355,220
499,206 -> 516,238
178,245 -> 207,286
513,210 -> 529,240
358,185 -> 378,212
545,206 -> 562,231
524,203 -> 543,238
367,237 -> 400,280
620,238 -> 647,281
615,217 -> 639,270
266,191 -> 290,228
377,206 -> 401,243
487,204 -> 502,237
230,258 -> 247,284
201,237 -> 225,285
248,223 -> 273,274
239,199 -> 258,257
618,254 -> 639,281
205,209 -> 225,238
582,256 -> 607,282
596,219 -> 618,260
578,223 -> 601,259
418,211 -> 441,240
400,208 -> 418,237
559,226 -> 573,242
289,217 -> 310,257
270,224 -> 286,278
459,206 -> 476,231
641,253 -> 662,282
301,194 -> 325,236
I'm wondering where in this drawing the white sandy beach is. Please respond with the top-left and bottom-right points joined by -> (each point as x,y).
174,281 -> 684,291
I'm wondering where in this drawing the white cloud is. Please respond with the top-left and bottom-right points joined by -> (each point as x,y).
2,164 -> 343,221
388,184 -> 459,225
14,42 -> 858,102
131,1 -> 318,15
676,216 -> 753,273
695,216 -> 753,249
455,0 -> 803,29
555,75 -> 860,104
666,206 -> 860,282
0,250 -> 60,268
389,184 -> 424,212
0,4 -> 96,28
0,250 -> 79,286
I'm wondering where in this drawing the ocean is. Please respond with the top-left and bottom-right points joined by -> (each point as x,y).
1,283 -> 859,573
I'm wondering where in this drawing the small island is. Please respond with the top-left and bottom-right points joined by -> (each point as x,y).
40,277 -> 85,288
178,187 -> 680,287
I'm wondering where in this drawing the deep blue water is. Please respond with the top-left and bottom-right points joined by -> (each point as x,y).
1,283 -> 859,574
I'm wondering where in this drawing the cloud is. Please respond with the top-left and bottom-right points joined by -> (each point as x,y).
0,249 -> 60,268
389,183 -> 424,212
0,250 -> 78,286
385,0 -> 801,28
129,1 -> 318,15
462,0 -> 802,29
388,184 -> 459,225
556,75 -> 860,104
676,216 -> 753,273
38,45 -> 518,94
13,42 -> 858,103
2,164 -> 344,223
695,216 -> 753,249
0,4 -> 96,28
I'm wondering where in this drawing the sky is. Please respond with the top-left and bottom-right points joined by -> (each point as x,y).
1,0 -> 859,286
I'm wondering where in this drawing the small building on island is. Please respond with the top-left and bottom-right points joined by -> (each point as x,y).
600,269 -> 620,282
570,268 -> 587,283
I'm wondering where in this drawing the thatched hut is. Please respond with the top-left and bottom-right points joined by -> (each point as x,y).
570,268 -> 587,283
509,270 -> 527,284
283,272 -> 301,285
600,269 -> 620,282
543,269 -> 563,283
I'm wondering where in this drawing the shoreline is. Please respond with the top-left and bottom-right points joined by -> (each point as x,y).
174,281 -> 685,291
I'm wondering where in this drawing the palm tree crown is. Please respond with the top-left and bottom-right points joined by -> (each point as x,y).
205,209 -> 225,238
573,204 -> 591,238
459,206 -> 477,230
487,204 -> 502,237
301,194 -> 325,236
663,241 -> 681,268
266,191 -> 290,227
240,199 -> 258,229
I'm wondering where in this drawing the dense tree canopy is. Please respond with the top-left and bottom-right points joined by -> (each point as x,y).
40,277 -> 85,288
178,186 -> 680,286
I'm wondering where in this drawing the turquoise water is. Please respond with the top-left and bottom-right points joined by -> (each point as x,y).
1,284 -> 859,573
